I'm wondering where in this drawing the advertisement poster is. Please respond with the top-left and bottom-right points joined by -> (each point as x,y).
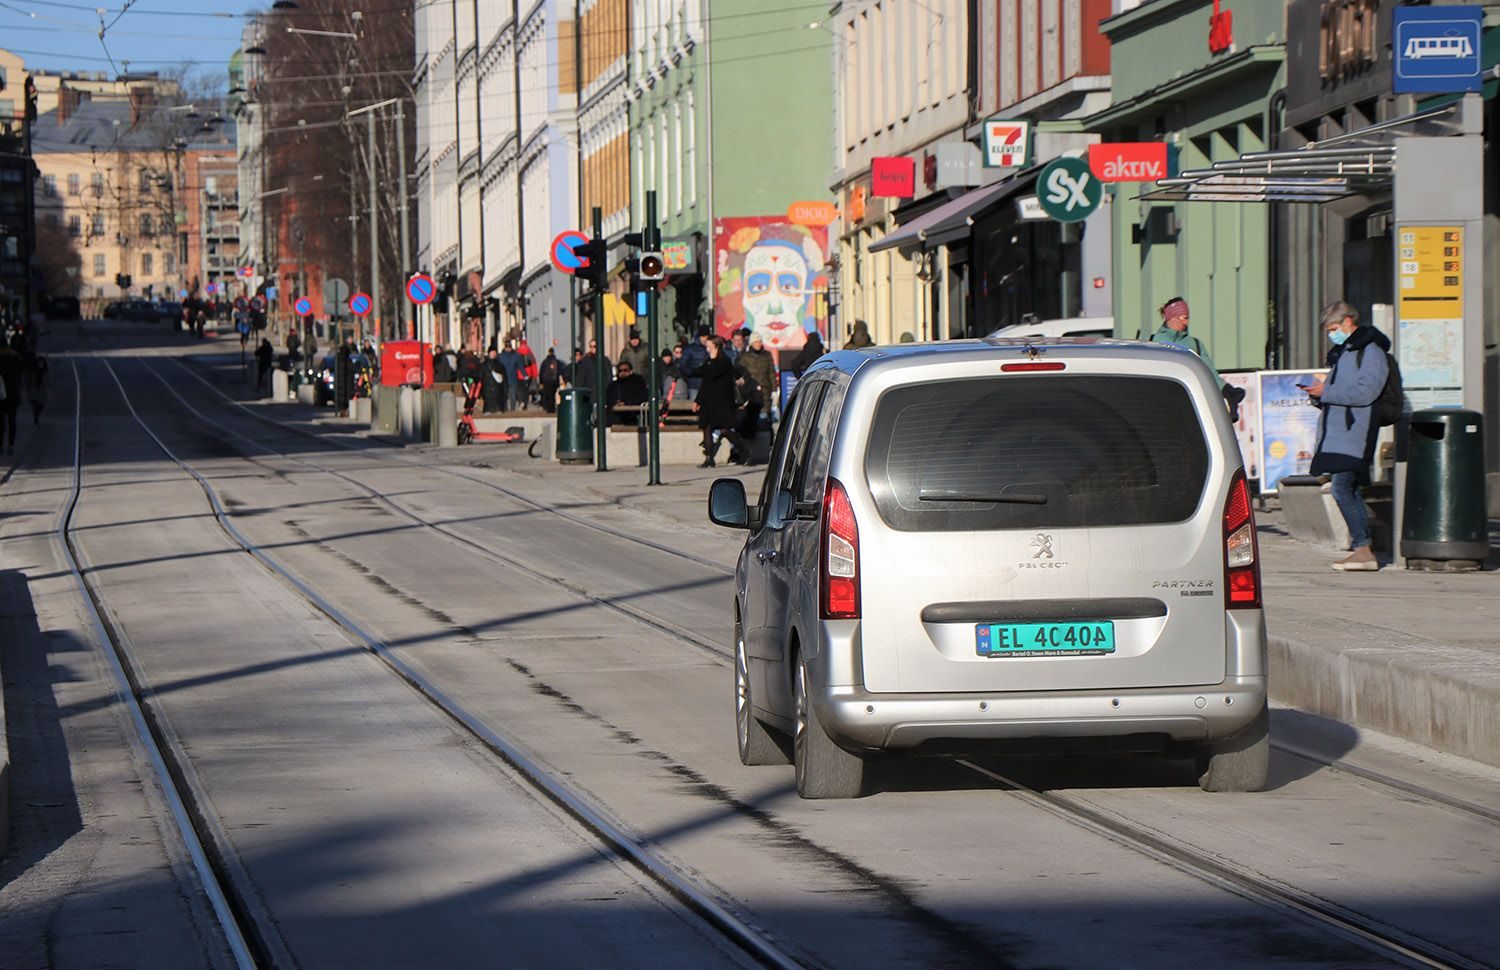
713,217 -> 829,358
1221,372 -> 1261,482
1257,370 -> 1326,493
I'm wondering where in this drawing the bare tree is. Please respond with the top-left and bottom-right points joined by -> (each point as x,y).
34,221 -> 83,298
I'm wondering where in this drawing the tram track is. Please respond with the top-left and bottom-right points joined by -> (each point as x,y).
92,357 -> 804,970
162,352 -> 1497,970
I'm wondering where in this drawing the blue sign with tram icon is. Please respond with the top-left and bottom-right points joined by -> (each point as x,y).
1394,6 -> 1483,94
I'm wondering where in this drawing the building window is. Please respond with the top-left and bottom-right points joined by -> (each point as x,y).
139,169 -> 153,193
685,88 -> 696,206
139,214 -> 154,237
672,100 -> 683,214
68,215 -> 81,237
161,215 -> 173,235
141,252 -> 153,276
68,173 -> 80,196
93,254 -> 106,277
44,212 -> 60,227
91,173 -> 104,197
43,175 -> 57,197
91,213 -> 105,236
164,251 -> 175,275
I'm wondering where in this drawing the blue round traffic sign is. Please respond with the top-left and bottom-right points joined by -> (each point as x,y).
294,297 -> 313,316
349,291 -> 372,316
550,230 -> 592,274
406,273 -> 436,305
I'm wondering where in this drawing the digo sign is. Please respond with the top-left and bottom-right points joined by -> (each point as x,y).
1088,143 -> 1169,183
787,201 -> 837,227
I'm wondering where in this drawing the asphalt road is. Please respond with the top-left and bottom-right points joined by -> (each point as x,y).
2,322 -> 1497,969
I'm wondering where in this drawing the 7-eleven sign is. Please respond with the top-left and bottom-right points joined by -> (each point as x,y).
983,119 -> 1030,168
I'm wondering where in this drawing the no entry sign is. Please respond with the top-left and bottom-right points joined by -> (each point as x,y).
349,291 -> 373,317
249,296 -> 265,312
550,230 -> 592,275
234,296 -> 248,312
406,273 -> 436,305
294,297 -> 313,316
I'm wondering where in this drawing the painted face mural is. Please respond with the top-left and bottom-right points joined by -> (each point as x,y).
714,218 -> 828,354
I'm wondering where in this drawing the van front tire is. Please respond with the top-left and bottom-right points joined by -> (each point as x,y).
1196,704 -> 1270,792
794,657 -> 867,799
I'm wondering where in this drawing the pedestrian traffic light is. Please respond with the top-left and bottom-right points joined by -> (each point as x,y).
638,251 -> 665,281
575,237 -> 607,291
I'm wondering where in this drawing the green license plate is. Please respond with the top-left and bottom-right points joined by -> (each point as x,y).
976,621 -> 1115,658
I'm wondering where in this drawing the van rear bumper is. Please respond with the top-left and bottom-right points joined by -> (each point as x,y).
817,675 -> 1266,750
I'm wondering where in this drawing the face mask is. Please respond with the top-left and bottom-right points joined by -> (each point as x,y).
1327,329 -> 1349,346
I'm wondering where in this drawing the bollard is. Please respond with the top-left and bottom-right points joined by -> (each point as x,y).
436,391 -> 458,448
398,387 -> 417,440
295,383 -> 316,406
373,385 -> 400,435
271,369 -> 290,403
352,397 -> 372,423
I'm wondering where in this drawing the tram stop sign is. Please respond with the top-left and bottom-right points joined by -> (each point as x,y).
1038,156 -> 1103,223
349,291 -> 373,317
294,297 -> 313,317
406,273 -> 436,305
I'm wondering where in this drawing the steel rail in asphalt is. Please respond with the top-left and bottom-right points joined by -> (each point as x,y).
144,360 -> 730,661
106,359 -> 805,970
959,760 -> 1484,970
169,356 -> 1500,832
60,361 -> 261,970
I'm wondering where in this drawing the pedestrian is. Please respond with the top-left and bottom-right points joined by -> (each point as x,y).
516,335 -> 538,409
1150,297 -> 1224,386
658,348 -> 685,405
846,319 -> 875,348
1306,301 -> 1389,572
580,339 -> 612,394
789,329 -> 825,377
679,327 -> 710,400
255,338 -> 274,393
304,331 -> 319,363
433,343 -> 455,383
733,364 -> 765,463
606,359 -> 650,424
692,335 -> 743,468
538,347 -> 562,413
286,327 -> 301,365
619,328 -> 651,378
26,354 -> 48,425
737,333 -> 776,423
0,336 -> 23,454
562,347 -> 584,388
499,340 -> 525,412
334,342 -> 357,415
481,348 -> 507,414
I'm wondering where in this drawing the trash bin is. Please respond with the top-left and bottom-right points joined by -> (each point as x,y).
1401,409 -> 1488,569
556,387 -> 594,464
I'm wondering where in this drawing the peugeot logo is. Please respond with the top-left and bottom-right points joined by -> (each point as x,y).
1031,534 -> 1055,560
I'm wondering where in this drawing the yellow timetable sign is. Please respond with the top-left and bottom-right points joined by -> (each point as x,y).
1398,225 -> 1463,320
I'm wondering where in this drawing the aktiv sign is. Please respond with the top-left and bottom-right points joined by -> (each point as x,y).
1088,143 -> 1169,183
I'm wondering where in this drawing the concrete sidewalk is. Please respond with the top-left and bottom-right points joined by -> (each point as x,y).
459,452 -> 1500,771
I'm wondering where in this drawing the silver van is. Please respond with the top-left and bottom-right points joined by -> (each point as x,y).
709,338 -> 1268,798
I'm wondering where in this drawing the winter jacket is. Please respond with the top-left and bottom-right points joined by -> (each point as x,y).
1149,325 -> 1224,388
789,333 -> 825,377
679,341 -> 709,384
516,341 -> 538,381
498,349 -> 525,385
538,353 -> 562,386
618,341 -> 652,377
738,347 -> 776,403
846,321 -> 875,348
433,351 -> 456,383
695,354 -> 739,430
1310,325 -> 1389,479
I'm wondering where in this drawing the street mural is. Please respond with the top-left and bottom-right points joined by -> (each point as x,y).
713,217 -> 828,354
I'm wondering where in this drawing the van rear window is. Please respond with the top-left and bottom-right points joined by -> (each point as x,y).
863,376 -> 1209,532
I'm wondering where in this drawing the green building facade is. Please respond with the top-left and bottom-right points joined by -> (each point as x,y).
1088,0 -> 1286,369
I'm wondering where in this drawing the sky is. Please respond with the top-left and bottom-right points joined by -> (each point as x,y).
1,0 -> 256,81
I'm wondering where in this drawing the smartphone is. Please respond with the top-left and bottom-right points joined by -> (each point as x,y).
1296,383 -> 1311,389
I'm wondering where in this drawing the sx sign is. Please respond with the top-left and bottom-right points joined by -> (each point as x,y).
1038,157 -> 1103,223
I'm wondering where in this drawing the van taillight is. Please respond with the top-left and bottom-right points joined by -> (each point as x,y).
1223,469 -> 1261,609
820,478 -> 861,620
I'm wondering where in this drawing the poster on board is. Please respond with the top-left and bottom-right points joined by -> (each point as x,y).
713,217 -> 829,360
1221,372 -> 1262,482
1257,369 -> 1326,493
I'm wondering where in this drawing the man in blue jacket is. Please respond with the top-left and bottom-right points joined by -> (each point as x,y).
1306,301 -> 1388,572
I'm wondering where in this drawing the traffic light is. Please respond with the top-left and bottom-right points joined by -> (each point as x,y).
575,237 -> 607,291
638,250 -> 665,282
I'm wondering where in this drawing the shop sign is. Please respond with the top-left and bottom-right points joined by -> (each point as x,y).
1088,143 -> 1168,183
846,184 -> 868,223
661,237 -> 695,272
871,156 -> 916,198
787,201 -> 838,227
1038,157 -> 1103,223
1393,5 -> 1482,95
1208,0 -> 1234,54
982,119 -> 1030,168
926,142 -> 982,190
1319,0 -> 1379,83
1015,196 -> 1048,221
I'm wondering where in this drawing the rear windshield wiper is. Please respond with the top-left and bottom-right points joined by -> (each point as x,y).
917,490 -> 1048,505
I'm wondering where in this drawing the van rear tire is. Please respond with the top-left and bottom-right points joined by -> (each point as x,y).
794,657 -> 867,799
1196,704 -> 1270,792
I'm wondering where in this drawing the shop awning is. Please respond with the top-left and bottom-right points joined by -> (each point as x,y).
1135,99 -> 1471,205
869,170 -> 1038,253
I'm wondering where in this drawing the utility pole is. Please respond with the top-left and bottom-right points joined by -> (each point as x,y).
593,206 -> 608,472
645,190 -> 661,486
367,109 -> 380,342
395,101 -> 411,339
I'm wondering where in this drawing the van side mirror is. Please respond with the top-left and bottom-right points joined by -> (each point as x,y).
708,478 -> 751,529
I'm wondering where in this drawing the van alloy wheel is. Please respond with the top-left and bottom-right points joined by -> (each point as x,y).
735,620 -> 788,766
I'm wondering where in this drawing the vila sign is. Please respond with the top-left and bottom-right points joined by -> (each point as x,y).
1088,143 -> 1169,183
871,156 -> 916,198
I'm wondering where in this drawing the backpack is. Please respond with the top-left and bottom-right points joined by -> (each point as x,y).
1356,346 -> 1404,427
